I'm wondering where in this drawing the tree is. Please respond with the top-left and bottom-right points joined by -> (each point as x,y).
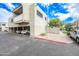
60,22 -> 65,27
48,18 -> 60,28
65,23 -> 73,31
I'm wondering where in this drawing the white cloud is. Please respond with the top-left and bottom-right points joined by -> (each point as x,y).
7,3 -> 15,9
55,13 -> 70,21
0,8 -> 13,22
40,4 -> 46,7
54,3 -> 79,22
4,3 -> 15,11
67,3 -> 79,19
0,3 -> 15,22
40,3 -> 53,8
41,3 -> 52,5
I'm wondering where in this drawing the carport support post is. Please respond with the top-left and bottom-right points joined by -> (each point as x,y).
9,27 -> 10,32
13,27 -> 14,32
22,27 -> 24,30
30,16 -> 35,38
12,27 -> 13,32
13,27 -> 15,33
17,27 -> 18,31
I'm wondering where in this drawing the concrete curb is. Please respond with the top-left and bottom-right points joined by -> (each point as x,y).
34,37 -> 68,44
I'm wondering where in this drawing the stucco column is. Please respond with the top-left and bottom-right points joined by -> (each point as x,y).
29,4 -> 35,38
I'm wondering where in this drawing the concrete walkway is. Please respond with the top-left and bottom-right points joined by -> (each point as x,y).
35,32 -> 73,44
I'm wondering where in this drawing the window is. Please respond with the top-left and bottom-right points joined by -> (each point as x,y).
45,17 -> 47,20
37,10 -> 43,18
2,24 -> 5,26
11,19 -> 13,22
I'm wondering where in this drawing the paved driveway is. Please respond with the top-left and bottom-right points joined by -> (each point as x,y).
0,32 -> 79,56
11,38 -> 79,56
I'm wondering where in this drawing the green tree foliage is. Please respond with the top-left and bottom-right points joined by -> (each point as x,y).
60,22 -> 65,27
48,18 -> 60,28
65,23 -> 73,31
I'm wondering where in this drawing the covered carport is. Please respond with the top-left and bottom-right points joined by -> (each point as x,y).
9,23 -> 30,35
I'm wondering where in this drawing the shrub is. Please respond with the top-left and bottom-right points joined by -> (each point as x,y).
40,33 -> 47,36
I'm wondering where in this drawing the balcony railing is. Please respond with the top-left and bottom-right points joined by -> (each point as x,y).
13,14 -> 23,23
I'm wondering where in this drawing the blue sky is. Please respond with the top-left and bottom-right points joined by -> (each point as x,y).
0,3 -> 79,23
37,3 -> 79,23
0,3 -> 21,22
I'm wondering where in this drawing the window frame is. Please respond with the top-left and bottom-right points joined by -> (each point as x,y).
37,10 -> 43,18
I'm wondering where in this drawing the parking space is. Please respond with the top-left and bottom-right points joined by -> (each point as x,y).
0,31 -> 31,55
9,26 -> 30,35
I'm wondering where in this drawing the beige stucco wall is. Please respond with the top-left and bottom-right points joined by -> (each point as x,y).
8,4 -> 31,28
1,25 -> 7,31
13,14 -> 23,23
8,15 -> 20,27
22,3 -> 31,22
29,4 -> 35,37
8,3 -> 48,37
30,4 -> 47,37
0,22 -> 8,31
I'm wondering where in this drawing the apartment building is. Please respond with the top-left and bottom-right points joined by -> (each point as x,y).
8,3 -> 48,37
72,19 -> 79,29
0,22 -> 8,31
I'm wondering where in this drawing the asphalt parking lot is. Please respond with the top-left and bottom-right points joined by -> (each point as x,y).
0,31 -> 79,56
0,31 -> 31,55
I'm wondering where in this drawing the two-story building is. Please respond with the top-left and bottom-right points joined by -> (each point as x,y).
0,22 -> 8,31
8,3 -> 48,37
72,19 -> 79,29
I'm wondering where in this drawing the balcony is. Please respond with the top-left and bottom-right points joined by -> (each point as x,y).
13,14 -> 30,24
13,14 -> 23,23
